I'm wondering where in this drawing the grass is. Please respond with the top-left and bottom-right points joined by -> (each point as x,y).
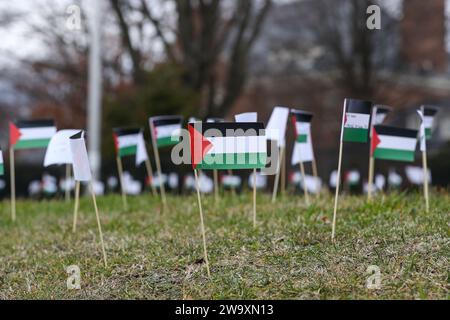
0,190 -> 448,299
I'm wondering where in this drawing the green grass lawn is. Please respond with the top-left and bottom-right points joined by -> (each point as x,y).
0,191 -> 448,299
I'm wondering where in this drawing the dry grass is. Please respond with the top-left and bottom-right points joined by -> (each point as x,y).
0,190 -> 448,299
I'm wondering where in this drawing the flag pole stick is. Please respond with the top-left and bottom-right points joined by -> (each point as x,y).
65,164 -> 71,202
116,156 -> 128,211
331,102 -> 346,241
271,146 -> 284,203
422,150 -> 430,213
144,158 -> 157,196
89,181 -> 107,267
252,168 -> 257,228
299,162 -> 310,205
368,156 -> 375,201
194,169 -> 211,278
213,169 -> 219,201
150,123 -> 167,210
10,147 -> 16,222
72,181 -> 80,233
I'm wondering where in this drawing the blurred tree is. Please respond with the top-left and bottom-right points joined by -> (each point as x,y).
109,0 -> 272,117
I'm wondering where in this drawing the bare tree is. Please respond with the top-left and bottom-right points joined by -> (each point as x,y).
109,0 -> 272,117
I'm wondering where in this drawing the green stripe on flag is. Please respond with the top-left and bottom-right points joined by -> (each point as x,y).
343,127 -> 368,143
157,136 -> 179,147
14,139 -> 51,150
374,148 -> 415,162
425,128 -> 432,140
197,153 -> 266,170
0,163 -> 3,176
119,145 -> 137,157
296,134 -> 308,143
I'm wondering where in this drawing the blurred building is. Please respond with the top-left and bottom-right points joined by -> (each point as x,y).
230,0 -> 450,186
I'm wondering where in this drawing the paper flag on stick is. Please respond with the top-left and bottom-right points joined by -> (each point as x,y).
266,107 -> 289,147
69,131 -> 92,182
44,129 -> 80,167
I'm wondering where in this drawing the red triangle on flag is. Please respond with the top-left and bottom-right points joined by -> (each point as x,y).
370,127 -> 381,156
112,133 -> 119,153
9,122 -> 22,146
188,124 -> 213,169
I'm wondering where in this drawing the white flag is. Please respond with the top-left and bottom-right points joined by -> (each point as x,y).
69,131 -> 92,182
266,107 -> 289,147
417,109 -> 426,152
235,112 -> 257,123
44,129 -> 80,167
135,132 -> 149,166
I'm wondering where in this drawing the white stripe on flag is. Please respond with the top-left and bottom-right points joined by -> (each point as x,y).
19,127 -> 56,140
378,135 -> 417,151
206,136 -> 266,155
117,134 -> 140,149
0,151 -> 3,165
344,113 -> 370,129
295,123 -> 311,135
155,124 -> 181,139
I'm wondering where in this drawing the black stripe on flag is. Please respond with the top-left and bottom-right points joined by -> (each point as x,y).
291,109 -> 313,123
70,131 -> 83,140
345,99 -> 372,114
151,116 -> 183,127
374,105 -> 392,114
374,125 -> 418,138
190,122 -> 265,137
422,106 -> 439,116
113,128 -> 141,136
16,119 -> 55,128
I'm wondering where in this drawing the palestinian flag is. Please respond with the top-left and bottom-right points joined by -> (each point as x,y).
113,128 -> 148,166
291,109 -> 314,164
291,109 -> 313,143
371,125 -> 418,162
188,122 -> 267,170
372,105 -> 391,126
0,150 -> 4,175
420,106 -> 438,139
149,116 -> 183,148
341,99 -> 372,143
10,120 -> 56,150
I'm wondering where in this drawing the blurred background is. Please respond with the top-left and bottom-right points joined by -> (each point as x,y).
0,0 -> 449,198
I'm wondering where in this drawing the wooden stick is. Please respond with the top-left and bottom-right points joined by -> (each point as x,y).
194,169 -> 211,278
72,181 -> 80,233
227,169 -> 236,195
271,146 -> 284,203
144,158 -> 157,196
65,164 -> 71,202
90,181 -> 108,267
331,140 -> 344,241
422,151 -> 430,213
10,147 -> 16,222
299,162 -> 310,205
281,150 -> 286,196
150,124 -> 167,210
213,169 -> 219,201
252,168 -> 257,228
116,156 -> 128,211
367,156 -> 375,201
